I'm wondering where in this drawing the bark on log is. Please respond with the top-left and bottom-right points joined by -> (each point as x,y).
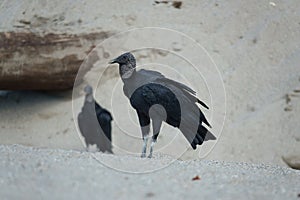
0,31 -> 110,90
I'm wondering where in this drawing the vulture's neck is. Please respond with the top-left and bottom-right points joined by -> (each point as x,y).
119,64 -> 136,81
85,94 -> 94,103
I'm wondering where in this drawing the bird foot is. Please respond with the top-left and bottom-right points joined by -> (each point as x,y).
141,153 -> 146,158
147,153 -> 153,158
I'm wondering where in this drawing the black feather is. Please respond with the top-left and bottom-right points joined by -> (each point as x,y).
116,52 -> 216,150
78,97 -> 113,153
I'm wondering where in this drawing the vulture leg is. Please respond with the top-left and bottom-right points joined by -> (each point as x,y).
148,119 -> 162,158
137,111 -> 151,158
141,125 -> 150,158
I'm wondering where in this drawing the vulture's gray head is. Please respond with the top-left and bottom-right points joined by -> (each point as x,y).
109,52 -> 136,66
84,85 -> 93,94
109,52 -> 136,79
83,85 -> 93,102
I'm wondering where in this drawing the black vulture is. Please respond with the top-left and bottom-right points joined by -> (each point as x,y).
109,52 -> 216,158
78,85 -> 113,153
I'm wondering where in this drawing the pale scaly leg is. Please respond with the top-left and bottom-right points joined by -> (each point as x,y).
148,137 -> 157,158
148,119 -> 162,158
141,125 -> 150,158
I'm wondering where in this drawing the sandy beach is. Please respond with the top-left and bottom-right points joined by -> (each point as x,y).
0,0 -> 300,198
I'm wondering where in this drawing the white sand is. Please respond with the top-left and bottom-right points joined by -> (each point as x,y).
0,144 -> 299,200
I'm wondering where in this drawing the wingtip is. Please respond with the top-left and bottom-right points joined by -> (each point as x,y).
191,143 -> 197,150
204,131 -> 216,141
197,99 -> 209,109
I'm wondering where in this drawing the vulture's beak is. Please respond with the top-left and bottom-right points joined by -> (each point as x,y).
109,58 -> 117,64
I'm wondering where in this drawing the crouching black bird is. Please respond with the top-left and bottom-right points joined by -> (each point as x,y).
78,85 -> 113,153
109,52 -> 216,158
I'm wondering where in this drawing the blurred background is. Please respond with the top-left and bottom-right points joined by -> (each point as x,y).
0,0 -> 299,167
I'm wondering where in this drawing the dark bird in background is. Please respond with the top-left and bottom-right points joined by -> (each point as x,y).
78,85 -> 113,153
109,52 -> 216,158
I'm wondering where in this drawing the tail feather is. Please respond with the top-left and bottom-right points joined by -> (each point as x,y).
199,109 -> 212,128
197,99 -> 209,109
204,130 -> 216,141
191,125 -> 216,149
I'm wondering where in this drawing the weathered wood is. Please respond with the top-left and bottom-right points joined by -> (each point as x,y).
0,31 -> 110,90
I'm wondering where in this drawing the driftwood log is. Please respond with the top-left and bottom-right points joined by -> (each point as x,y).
0,31 -> 110,90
